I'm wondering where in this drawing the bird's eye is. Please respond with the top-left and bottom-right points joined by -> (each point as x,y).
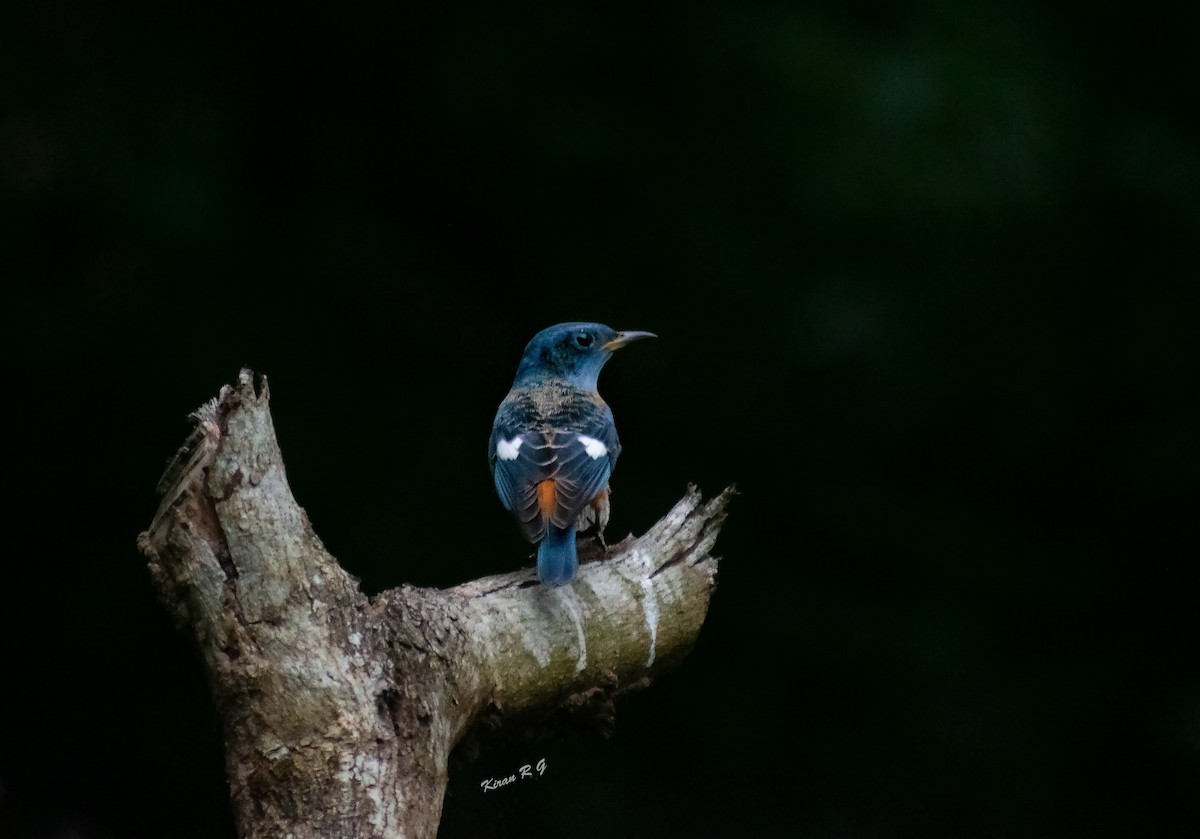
575,333 -> 594,348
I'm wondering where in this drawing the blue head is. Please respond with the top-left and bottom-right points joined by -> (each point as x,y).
513,322 -> 656,390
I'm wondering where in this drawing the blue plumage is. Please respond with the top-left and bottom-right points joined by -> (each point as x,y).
537,525 -> 578,587
489,323 -> 655,586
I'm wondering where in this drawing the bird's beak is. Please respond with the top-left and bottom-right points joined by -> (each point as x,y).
603,330 -> 657,351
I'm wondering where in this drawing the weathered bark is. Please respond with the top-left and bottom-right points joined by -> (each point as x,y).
138,370 -> 729,839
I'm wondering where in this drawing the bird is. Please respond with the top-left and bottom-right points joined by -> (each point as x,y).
489,322 -> 655,587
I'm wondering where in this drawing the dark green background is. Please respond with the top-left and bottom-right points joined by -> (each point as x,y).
2,1 -> 1197,836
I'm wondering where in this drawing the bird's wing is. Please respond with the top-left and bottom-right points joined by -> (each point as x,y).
490,392 -> 620,539
545,411 -> 619,530
489,421 -> 554,541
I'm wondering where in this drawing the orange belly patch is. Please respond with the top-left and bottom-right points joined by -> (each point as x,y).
537,479 -> 558,518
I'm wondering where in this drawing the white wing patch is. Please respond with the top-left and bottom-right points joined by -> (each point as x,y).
496,436 -> 524,461
577,434 -> 608,459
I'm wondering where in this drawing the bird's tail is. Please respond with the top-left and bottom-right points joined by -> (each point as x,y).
537,525 -> 578,587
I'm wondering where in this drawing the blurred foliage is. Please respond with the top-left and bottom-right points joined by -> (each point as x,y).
1,0 -> 1197,837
